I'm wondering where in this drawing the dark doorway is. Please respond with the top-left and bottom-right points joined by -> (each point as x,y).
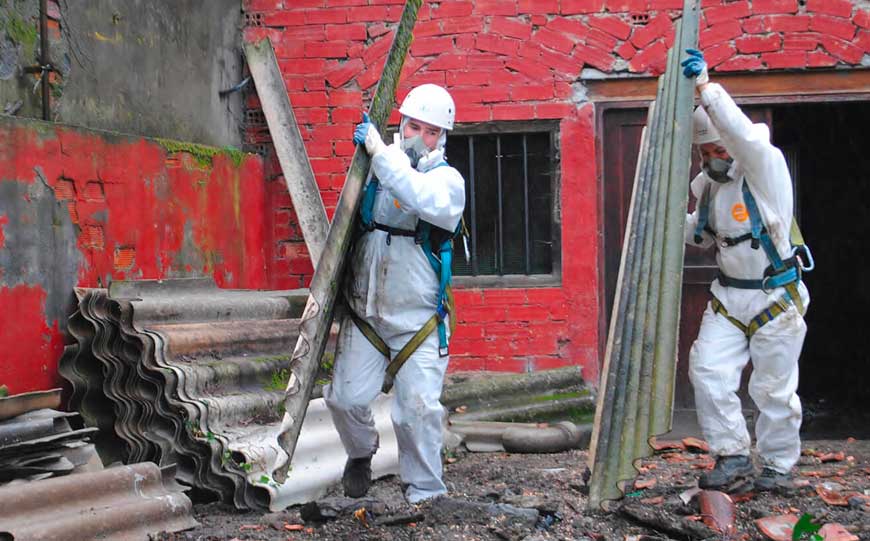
601,98 -> 870,439
772,101 -> 870,438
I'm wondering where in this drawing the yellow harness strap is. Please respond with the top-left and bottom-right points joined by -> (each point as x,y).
347,287 -> 456,392
710,292 -> 802,339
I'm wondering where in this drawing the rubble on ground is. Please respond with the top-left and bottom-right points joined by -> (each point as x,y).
153,437 -> 870,540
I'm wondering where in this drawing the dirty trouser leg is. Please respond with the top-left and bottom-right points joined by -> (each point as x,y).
390,330 -> 449,504
748,307 -> 806,473
689,304 -> 753,458
324,316 -> 388,459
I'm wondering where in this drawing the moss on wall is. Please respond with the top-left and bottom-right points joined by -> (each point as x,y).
155,137 -> 249,169
5,11 -> 38,56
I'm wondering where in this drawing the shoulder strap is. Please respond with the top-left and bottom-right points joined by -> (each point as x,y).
419,220 -> 455,356
360,176 -> 379,230
741,181 -> 785,270
742,181 -> 806,313
694,183 -> 712,244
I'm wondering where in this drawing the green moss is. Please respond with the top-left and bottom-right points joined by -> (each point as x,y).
0,384 -> 8,398
5,12 -> 38,52
252,354 -> 291,364
50,79 -> 64,99
562,409 -> 595,425
263,368 -> 290,392
275,402 -> 286,415
529,391 -> 587,403
155,138 -> 250,170
185,420 -> 206,439
222,146 -> 247,168
28,120 -> 59,138
156,138 -> 220,169
320,351 -> 335,373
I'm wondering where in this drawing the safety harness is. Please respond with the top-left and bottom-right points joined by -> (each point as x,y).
694,180 -> 814,338
349,162 -> 459,383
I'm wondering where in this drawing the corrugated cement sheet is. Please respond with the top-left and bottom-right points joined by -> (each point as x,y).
0,408 -> 101,483
58,277 -> 399,511
0,462 -> 197,540
587,0 -> 700,510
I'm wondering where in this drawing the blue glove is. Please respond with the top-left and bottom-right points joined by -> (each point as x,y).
681,48 -> 708,85
353,112 -> 374,145
353,112 -> 386,156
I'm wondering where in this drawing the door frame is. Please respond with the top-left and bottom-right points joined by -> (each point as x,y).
592,68 -> 870,366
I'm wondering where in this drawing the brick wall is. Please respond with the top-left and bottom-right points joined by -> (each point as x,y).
242,0 -> 869,381
0,117 -> 268,394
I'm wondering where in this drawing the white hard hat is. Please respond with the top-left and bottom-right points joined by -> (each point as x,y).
399,84 -> 455,130
693,106 -> 721,145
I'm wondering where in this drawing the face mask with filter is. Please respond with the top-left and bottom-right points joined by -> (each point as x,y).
703,157 -> 734,183
401,135 -> 431,168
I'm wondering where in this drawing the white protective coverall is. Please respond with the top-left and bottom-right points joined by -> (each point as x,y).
685,83 -> 809,474
324,140 -> 466,503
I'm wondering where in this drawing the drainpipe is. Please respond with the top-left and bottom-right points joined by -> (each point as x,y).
23,0 -> 54,120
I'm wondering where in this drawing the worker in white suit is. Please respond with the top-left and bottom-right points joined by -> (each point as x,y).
682,49 -> 811,492
324,84 -> 466,503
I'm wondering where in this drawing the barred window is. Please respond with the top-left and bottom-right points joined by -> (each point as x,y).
446,124 -> 560,285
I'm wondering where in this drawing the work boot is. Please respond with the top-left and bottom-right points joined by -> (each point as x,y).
698,455 -> 754,489
342,456 -> 372,498
754,467 -> 795,493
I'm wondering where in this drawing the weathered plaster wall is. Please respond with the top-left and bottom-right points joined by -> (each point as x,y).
0,0 -> 58,119
0,116 -> 268,394
242,0 -> 870,382
0,0 -> 246,147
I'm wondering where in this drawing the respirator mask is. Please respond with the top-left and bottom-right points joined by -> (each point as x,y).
703,157 -> 734,183
401,135 -> 431,168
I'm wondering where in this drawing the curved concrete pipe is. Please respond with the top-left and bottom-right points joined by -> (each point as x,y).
502,421 -> 587,453
447,421 -> 538,452
448,420 -> 590,453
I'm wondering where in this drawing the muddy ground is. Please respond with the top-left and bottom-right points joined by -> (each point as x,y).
158,438 -> 870,541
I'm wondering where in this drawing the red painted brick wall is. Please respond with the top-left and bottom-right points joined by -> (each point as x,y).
242,0 -> 870,382
0,117 -> 269,394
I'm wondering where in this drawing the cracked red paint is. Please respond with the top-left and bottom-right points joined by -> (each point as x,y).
0,118 -> 270,393
0,122 -> 269,289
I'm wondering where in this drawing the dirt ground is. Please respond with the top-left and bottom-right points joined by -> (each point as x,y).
157,438 -> 870,541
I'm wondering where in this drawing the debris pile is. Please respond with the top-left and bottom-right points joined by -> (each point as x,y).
442,367 -> 594,454
58,277 -> 320,509
619,437 -> 870,541
0,388 -> 100,483
0,388 -> 198,539
0,462 -> 198,540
